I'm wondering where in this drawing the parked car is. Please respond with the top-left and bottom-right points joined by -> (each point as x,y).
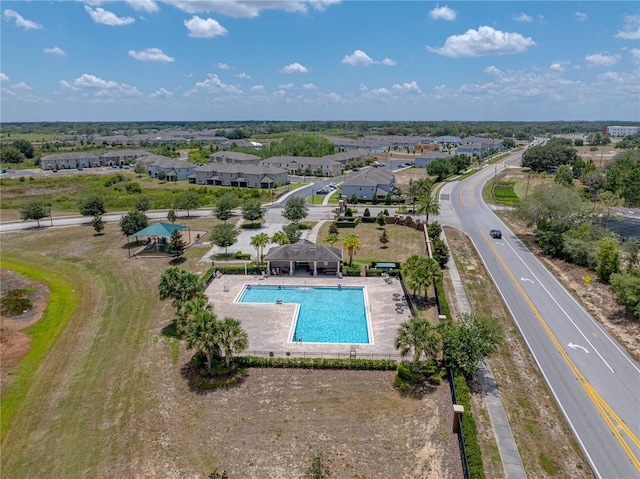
490,229 -> 502,239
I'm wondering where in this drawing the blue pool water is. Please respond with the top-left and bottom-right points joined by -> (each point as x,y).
238,285 -> 369,344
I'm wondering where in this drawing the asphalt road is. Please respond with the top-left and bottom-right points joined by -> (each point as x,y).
439,150 -> 640,479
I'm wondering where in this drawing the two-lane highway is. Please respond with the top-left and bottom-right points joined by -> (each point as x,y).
440,151 -> 640,479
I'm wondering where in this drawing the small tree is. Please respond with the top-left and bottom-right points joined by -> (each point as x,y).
328,222 -> 339,236
326,232 -> 339,246
216,317 -> 248,368
282,197 -> 308,224
283,223 -> 302,243
376,212 -> 386,228
119,210 -> 149,236
214,193 -> 239,223
385,193 -> 392,205
79,196 -> 106,218
596,236 -> 621,283
158,267 -> 206,313
167,209 -> 177,223
169,229 -> 187,259
210,223 -> 239,255
20,200 -> 49,227
371,194 -> 378,205
241,199 -> 265,224
343,234 -> 361,267
92,215 -> 105,235
157,170 -> 167,181
175,191 -> 200,217
350,194 -> 357,205
379,229 -> 389,248
250,232 -> 270,264
134,162 -> 147,177
431,237 -> 450,268
134,195 -> 151,212
363,208 -> 371,218
271,231 -> 290,246
185,309 -> 220,374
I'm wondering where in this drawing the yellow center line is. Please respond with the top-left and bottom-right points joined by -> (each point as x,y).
481,230 -> 640,471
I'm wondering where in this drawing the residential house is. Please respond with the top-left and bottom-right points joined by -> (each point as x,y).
148,157 -> 197,181
341,168 -> 395,201
40,152 -> 100,170
101,150 -> 151,166
415,152 -> 452,168
189,163 -> 287,189
457,136 -> 504,158
209,151 -> 262,165
262,156 -> 343,177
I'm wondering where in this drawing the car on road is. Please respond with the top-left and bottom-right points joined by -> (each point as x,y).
490,229 -> 502,239
352,167 -> 360,171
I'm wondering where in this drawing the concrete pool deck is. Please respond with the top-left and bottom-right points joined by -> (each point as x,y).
205,274 -> 408,359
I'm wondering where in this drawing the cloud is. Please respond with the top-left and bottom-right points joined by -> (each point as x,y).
484,66 -> 502,76
84,6 -> 135,26
216,62 -> 231,69
60,73 -> 143,98
614,14 -> 640,40
44,46 -> 67,56
550,61 -> 569,72
429,5 -> 456,21
11,81 -> 32,91
163,0 -> 341,18
426,26 -> 536,57
514,13 -> 533,23
184,16 -> 228,38
3,9 -> 43,30
302,83 -> 317,90
236,72 -> 250,79
280,62 -> 309,73
129,48 -> 175,62
250,85 -> 265,92
278,83 -> 295,89
630,48 -> 640,65
585,53 -> 620,67
575,12 -> 588,22
392,81 -> 422,93
126,0 -> 159,13
382,58 -> 396,66
184,73 -> 242,95
342,50 -> 376,66
150,88 -> 173,98
0,73 -> 9,82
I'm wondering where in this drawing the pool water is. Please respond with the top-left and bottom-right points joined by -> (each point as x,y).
238,285 -> 370,344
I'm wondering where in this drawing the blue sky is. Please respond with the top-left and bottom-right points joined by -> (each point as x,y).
1,1 -> 639,122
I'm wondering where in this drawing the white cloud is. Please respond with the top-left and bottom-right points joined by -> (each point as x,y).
0,73 -> 9,82
358,83 -> 368,92
514,13 -> 533,23
184,72 -> 194,77
392,81 -> 422,93
429,5 -> 456,21
216,62 -> 231,69
129,48 -> 175,62
549,61 -> 569,72
342,50 -> 376,66
150,88 -> 173,98
44,46 -> 67,56
575,12 -> 588,22
184,73 -> 242,95
279,83 -> 295,89
11,81 -> 32,91
236,72 -> 250,79
60,73 -> 143,97
250,85 -> 265,92
426,26 -> 536,57
84,6 -> 135,26
585,53 -> 620,67
280,62 -> 309,73
126,0 -> 159,13
382,58 -> 396,66
484,66 -> 502,76
162,0 -> 341,18
184,16 -> 228,38
630,48 -> 640,65
3,9 -> 43,30
614,14 -> 640,40
302,83 -> 317,90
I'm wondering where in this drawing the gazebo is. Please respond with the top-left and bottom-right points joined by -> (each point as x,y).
130,222 -> 187,255
264,240 -> 343,276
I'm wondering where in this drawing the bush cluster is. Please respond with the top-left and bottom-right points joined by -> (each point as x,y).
454,373 -> 485,479
236,355 -> 397,370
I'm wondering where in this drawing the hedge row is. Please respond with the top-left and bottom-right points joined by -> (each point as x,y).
236,355 -> 398,370
434,276 -> 451,321
454,373 -> 485,479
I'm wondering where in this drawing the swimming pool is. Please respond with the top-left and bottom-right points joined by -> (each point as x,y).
237,285 -> 370,344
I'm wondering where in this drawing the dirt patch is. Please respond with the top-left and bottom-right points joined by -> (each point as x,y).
0,268 -> 50,389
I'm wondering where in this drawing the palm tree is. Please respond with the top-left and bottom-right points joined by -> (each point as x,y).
185,309 -> 220,374
402,255 -> 440,300
395,316 -> 430,364
271,231 -> 290,246
177,296 -> 213,337
217,317 -> 248,368
415,192 -> 440,226
250,233 -> 270,264
343,234 -> 361,267
159,267 -> 207,312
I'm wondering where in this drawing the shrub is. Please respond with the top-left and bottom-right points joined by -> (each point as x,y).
0,289 -> 33,316
365,268 -> 383,277
235,251 -> 252,260
236,356 -> 397,370
454,373 -> 486,479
